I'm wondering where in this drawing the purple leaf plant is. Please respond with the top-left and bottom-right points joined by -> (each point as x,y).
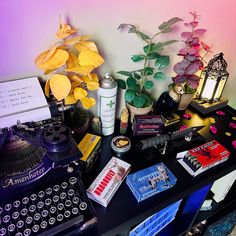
172,11 -> 212,93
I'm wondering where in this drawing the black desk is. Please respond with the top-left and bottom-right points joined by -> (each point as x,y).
81,106 -> 236,236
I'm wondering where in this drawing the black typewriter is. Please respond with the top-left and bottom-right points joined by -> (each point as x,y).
0,120 -> 97,236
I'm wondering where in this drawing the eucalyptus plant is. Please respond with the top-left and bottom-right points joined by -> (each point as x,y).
117,17 -> 183,108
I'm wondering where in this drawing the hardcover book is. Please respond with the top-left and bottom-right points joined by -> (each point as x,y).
87,157 -> 131,207
126,163 -> 177,202
176,140 -> 230,177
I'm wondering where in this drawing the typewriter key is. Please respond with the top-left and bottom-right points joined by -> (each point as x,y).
72,196 -> 79,205
57,214 -> 64,222
38,191 -> 45,199
46,188 -> 53,195
64,210 -> 71,218
79,202 -> 87,211
72,207 -> 79,215
49,206 -> 57,215
40,221 -> 47,229
26,216 -> 33,225
4,203 -> 12,212
69,177 -> 77,185
15,232 -> 23,236
29,205 -> 36,213
41,210 -> 48,218
30,194 -> 37,202
57,203 -> 64,211
3,215 -> 10,223
34,213 -> 41,222
8,224 -> 15,232
0,228 -> 6,236
61,182 -> 68,190
23,228 -> 31,236
60,192 -> 67,200
68,189 -> 74,197
49,217 -> 56,225
45,198 -> 52,206
53,185 -> 60,193
16,220 -> 24,229
0,207 -> 3,214
13,200 -> 21,208
22,197 -> 29,205
12,211 -> 20,220
21,208 -> 28,216
65,200 -> 72,208
37,201 -> 44,209
52,195 -> 59,203
32,225 -> 39,233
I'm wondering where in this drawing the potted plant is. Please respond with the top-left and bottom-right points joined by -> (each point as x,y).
35,17 -> 104,132
172,11 -> 212,110
116,17 -> 183,121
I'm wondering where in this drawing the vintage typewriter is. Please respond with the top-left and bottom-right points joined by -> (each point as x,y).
0,78 -> 97,236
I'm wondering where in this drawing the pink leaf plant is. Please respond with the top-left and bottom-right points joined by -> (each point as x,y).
172,11 -> 212,94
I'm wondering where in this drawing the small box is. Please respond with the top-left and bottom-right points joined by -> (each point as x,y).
77,133 -> 101,173
133,115 -> 164,136
176,140 -> 230,177
126,163 -> 177,202
87,157 -> 131,207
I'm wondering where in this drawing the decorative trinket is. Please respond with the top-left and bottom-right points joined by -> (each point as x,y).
92,117 -> 102,135
216,110 -> 225,116
209,117 -> 216,123
183,113 -> 192,119
229,122 -> 236,129
111,136 -> 131,155
120,108 -> 129,134
225,132 -> 231,137
210,125 -> 217,134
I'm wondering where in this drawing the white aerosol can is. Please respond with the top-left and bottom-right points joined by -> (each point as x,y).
97,73 -> 117,136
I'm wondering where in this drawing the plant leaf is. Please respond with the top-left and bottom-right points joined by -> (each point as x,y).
44,79 -> 50,98
161,40 -> 179,46
143,67 -> 154,76
75,41 -> 99,53
87,81 -> 99,90
181,32 -> 192,39
127,77 -> 137,88
154,72 -> 166,80
79,49 -> 104,68
125,89 -> 135,103
131,54 -> 145,62
144,80 -> 154,90
65,94 -> 77,105
74,87 -> 88,100
80,97 -> 93,109
66,65 -> 94,76
133,95 -> 146,108
117,71 -> 131,76
143,43 -> 163,53
49,74 -> 71,101
129,85 -> 140,93
147,52 -> 160,59
116,79 -> 126,89
136,30 -> 150,40
166,17 -> 183,26
155,55 -> 170,69
143,94 -> 153,106
133,72 -> 141,80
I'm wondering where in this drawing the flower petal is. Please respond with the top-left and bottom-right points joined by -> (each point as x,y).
216,110 -> 225,116
210,125 -> 217,134
232,140 -> 236,149
229,122 -> 236,129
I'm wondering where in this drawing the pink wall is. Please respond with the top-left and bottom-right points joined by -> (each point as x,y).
0,0 -> 235,108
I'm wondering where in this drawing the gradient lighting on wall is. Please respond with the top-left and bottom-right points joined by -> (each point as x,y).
190,53 -> 229,114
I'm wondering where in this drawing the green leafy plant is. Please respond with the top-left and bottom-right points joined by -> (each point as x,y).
116,17 -> 183,108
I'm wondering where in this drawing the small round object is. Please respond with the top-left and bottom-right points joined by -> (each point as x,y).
111,136 -> 131,155
21,208 -> 28,216
60,192 -> 67,200
32,225 -> 40,233
72,207 -> 79,215
37,201 -> 44,209
12,211 -> 20,220
23,228 -> 31,236
38,191 -> 45,199
69,177 -> 77,185
50,206 -> 57,214
41,210 -> 48,218
79,202 -> 87,211
49,217 -> 56,225
4,203 -> 12,212
29,205 -> 36,213
45,198 -> 52,206
46,188 -> 52,195
65,200 -> 71,208
34,213 -> 41,221
13,200 -> 20,208
52,195 -> 59,203
53,185 -> 60,192
57,214 -> 63,222
8,224 -> 15,232
40,221 -> 47,229
26,216 -> 33,225
0,228 -> 6,236
72,196 -> 79,204
30,194 -> 37,202
0,207 -> 3,214
16,220 -> 24,229
22,197 -> 29,205
61,182 -> 68,190
57,203 -> 64,211
68,189 -> 74,197
15,233 -> 23,236
64,210 -> 71,218
3,215 -> 10,223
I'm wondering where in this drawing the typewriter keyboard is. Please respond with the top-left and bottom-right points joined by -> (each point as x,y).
0,177 -> 92,236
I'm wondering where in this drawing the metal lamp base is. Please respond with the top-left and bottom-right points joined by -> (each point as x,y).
190,97 -> 228,114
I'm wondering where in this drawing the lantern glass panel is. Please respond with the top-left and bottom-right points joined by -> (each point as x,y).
201,78 -> 216,100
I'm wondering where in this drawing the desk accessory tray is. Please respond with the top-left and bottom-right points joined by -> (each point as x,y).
126,163 -> 177,202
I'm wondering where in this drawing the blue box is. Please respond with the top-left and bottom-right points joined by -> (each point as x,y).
129,200 -> 182,236
126,162 -> 177,202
